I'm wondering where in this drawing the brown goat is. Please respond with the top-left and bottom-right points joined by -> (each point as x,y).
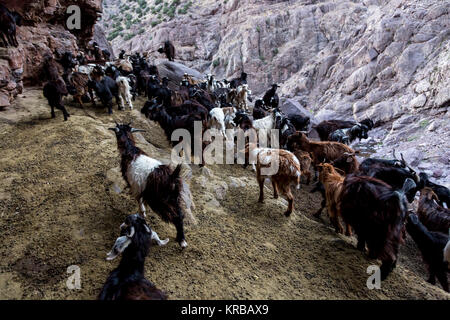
247,145 -> 302,216
292,150 -> 312,185
316,163 -> 352,236
418,188 -> 450,234
286,132 -> 356,182
330,152 -> 360,174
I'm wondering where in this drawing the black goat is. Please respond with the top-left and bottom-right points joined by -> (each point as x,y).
340,176 -> 416,280
229,72 -> 248,89
359,151 -> 420,202
0,4 -> 21,47
328,124 -> 369,145
88,67 -> 122,114
253,99 -> 269,120
158,41 -> 175,61
288,114 -> 310,131
43,78 -> 70,121
419,172 -> 450,208
406,213 -> 449,292
262,84 -> 280,109
98,214 -> 168,300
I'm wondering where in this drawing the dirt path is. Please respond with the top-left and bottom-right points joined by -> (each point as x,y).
0,88 -> 448,300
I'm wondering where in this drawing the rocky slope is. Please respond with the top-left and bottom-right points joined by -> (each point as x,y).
0,0 -> 103,108
101,0 -> 450,187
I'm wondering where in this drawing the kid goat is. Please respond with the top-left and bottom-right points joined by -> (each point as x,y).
109,123 -> 189,248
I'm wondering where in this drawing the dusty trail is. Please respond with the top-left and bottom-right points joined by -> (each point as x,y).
0,88 -> 448,300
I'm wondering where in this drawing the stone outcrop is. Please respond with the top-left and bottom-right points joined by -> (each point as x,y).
0,0 -> 102,108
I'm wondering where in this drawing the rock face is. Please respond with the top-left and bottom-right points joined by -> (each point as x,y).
0,0 -> 102,108
101,0 -> 450,187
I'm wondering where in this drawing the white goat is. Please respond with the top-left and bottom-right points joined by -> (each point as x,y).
116,76 -> 133,110
208,107 -> 226,138
253,109 -> 283,131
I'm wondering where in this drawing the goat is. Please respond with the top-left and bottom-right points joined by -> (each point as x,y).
98,214 -> 168,300
229,72 -> 247,89
313,120 -> 356,141
253,109 -> 283,132
358,150 -> 420,203
417,188 -> 450,234
158,41 -> 175,61
315,163 -> 352,236
262,84 -> 280,109
288,114 -> 310,131
406,213 -> 449,292
88,66 -> 123,114
292,150 -> 312,185
66,71 -> 90,107
116,77 -> 134,110
43,55 -> 63,82
233,112 -> 254,131
253,99 -> 269,120
247,144 -> 301,216
208,107 -> 226,138
0,4 -> 21,47
235,84 -> 251,112
43,78 -> 70,121
328,124 -> 369,144
286,131 -> 356,179
330,152 -> 359,174
419,172 -> 450,208
340,176 -> 416,280
276,116 -> 297,149
109,123 -> 189,248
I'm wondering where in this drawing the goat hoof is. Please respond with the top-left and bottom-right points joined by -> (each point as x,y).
284,211 -> 292,217
273,195 -> 279,199
180,240 -> 188,249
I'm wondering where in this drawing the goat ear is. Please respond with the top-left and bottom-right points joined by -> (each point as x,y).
106,236 -> 131,261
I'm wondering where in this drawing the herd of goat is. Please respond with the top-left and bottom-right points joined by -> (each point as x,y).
2,3 -> 449,297
38,46 -> 450,298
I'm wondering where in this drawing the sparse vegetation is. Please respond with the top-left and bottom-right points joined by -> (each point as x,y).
213,58 -> 220,67
272,48 -> 279,56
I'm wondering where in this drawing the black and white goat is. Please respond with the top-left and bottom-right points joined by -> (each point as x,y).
328,124 -> 369,145
109,123 -> 189,248
98,214 -> 168,300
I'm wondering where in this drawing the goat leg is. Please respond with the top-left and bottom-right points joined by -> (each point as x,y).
50,104 -> 56,119
173,216 -> 187,248
151,229 -> 169,246
257,177 -> 265,203
272,181 -> 279,199
284,189 -> 294,217
380,259 -> 396,280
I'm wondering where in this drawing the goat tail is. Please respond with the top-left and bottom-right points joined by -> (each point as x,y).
296,170 -> 302,190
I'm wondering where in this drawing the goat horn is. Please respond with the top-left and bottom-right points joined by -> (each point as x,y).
131,128 -> 146,133
392,149 -> 398,160
127,226 -> 135,238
